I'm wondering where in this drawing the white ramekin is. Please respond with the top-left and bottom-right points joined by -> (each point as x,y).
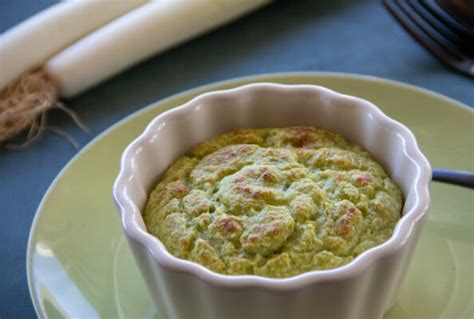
113,83 -> 431,319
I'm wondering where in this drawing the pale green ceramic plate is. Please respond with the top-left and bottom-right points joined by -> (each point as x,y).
27,73 -> 473,319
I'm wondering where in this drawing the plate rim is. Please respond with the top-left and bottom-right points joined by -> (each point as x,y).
26,71 -> 473,318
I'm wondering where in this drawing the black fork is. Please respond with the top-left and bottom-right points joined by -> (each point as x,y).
384,0 -> 474,77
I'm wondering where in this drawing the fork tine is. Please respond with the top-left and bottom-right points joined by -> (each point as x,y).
409,0 -> 474,54
400,0 -> 467,59
422,1 -> 474,39
384,0 -> 474,77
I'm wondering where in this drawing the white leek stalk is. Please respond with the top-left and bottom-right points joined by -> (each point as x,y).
47,0 -> 270,97
0,0 -> 148,90
0,0 -> 269,144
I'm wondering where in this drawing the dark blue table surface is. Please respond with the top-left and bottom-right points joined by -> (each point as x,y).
1,1 -> 473,318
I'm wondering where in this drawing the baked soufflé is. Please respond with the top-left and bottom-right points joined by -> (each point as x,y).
144,127 -> 402,278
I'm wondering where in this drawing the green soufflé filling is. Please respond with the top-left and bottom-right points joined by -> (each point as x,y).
144,127 -> 402,278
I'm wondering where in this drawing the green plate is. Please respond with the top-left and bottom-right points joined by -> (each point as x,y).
27,73 -> 473,318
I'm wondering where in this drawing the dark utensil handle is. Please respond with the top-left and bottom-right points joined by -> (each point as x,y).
432,168 -> 474,188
